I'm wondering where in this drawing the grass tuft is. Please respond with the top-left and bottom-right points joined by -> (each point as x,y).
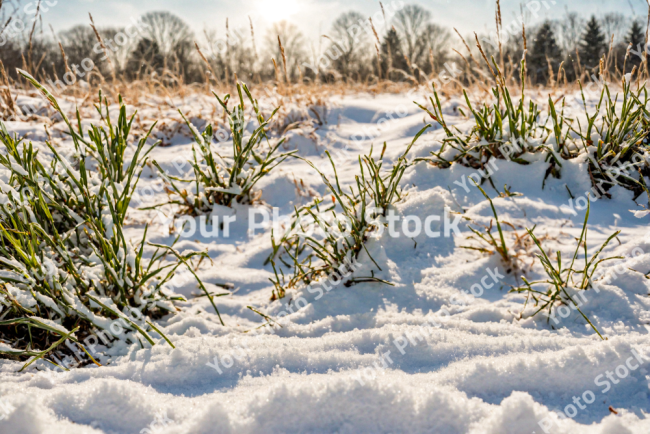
149,81 -> 295,216
267,126 -> 430,299
511,200 -> 621,339
419,62 -> 650,198
0,71 -> 213,370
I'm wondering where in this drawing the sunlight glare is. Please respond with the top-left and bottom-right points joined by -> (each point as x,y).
257,0 -> 300,22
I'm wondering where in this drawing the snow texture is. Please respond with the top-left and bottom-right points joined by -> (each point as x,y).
1,89 -> 649,434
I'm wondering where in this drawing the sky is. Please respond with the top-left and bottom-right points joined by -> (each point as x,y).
12,0 -> 644,46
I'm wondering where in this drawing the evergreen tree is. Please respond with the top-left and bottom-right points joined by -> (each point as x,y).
579,16 -> 607,69
380,28 -> 409,80
529,21 -> 563,84
626,20 -> 645,47
626,20 -> 645,70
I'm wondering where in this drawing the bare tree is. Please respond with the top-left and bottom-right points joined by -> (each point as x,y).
265,21 -> 307,82
600,12 -> 627,45
415,23 -> 451,73
555,11 -> 585,55
98,27 -> 139,74
393,4 -> 431,66
128,11 -> 196,80
58,25 -> 101,69
138,11 -> 194,57
326,11 -> 371,80
0,0 -> 50,78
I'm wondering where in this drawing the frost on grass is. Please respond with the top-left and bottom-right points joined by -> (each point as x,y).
150,82 -> 295,216
266,126 -> 430,299
0,72 -> 212,370
0,66 -> 649,434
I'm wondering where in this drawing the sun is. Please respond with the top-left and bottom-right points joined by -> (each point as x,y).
257,0 -> 300,22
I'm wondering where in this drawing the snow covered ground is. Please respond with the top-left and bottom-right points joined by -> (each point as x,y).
1,88 -> 650,434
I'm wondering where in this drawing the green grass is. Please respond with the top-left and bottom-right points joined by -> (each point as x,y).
418,57 -> 650,198
416,60 -> 546,171
510,200 -> 621,339
571,78 -> 650,200
0,71 -> 215,371
267,126 -> 430,300
460,181 -> 510,263
149,81 -> 295,215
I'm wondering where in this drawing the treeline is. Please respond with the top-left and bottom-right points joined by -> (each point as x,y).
0,2 -> 645,89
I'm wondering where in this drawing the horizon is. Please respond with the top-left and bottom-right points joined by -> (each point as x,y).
11,0 -> 642,46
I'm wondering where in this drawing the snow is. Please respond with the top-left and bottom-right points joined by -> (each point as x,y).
1,88 -> 650,433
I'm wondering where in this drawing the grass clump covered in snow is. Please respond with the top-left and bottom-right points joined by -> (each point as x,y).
417,59 -> 553,171
267,127 -> 430,299
459,180 -> 536,275
0,71 -> 211,370
574,78 -> 650,200
151,82 -> 295,216
511,200 -> 621,339
420,54 -> 650,198
417,50 -> 647,334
